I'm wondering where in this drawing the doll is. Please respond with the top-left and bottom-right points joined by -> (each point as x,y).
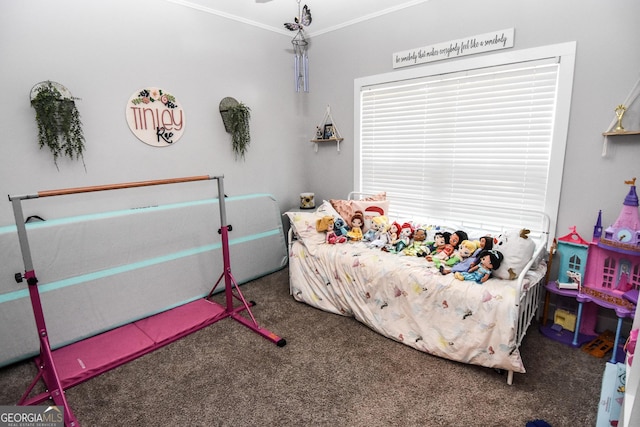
363,215 -> 384,242
316,216 -> 346,244
393,222 -> 414,253
450,235 -> 494,274
382,221 -> 402,252
439,240 -> 478,273
425,232 -> 453,261
346,210 -> 365,241
431,230 -> 466,262
448,230 -> 469,251
454,249 -> 503,284
402,227 -> 430,256
365,216 -> 390,248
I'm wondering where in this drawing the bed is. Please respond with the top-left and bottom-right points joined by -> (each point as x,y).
285,193 -> 550,385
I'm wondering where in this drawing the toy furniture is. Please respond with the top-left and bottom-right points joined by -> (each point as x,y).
542,179 -> 640,362
540,230 -> 599,346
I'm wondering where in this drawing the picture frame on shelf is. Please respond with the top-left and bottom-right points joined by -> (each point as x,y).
323,123 -> 335,139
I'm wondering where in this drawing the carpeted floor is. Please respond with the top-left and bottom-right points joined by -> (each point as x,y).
0,267 -> 606,426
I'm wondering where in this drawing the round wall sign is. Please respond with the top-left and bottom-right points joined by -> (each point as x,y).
125,87 -> 185,147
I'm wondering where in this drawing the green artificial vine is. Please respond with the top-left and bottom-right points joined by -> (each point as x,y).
30,81 -> 86,169
226,103 -> 251,160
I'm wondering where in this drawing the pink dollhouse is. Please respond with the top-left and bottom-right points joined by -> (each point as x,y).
542,179 -> 640,362
577,178 -> 640,361
583,178 -> 640,311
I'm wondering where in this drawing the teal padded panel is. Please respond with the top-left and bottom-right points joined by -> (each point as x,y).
0,194 -> 287,367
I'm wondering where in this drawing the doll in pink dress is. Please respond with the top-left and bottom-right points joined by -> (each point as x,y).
316,216 -> 347,244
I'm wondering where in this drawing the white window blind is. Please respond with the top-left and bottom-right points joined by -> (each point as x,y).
359,58 -> 561,234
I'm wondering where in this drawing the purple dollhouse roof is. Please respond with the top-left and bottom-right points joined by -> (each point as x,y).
599,180 -> 640,253
624,184 -> 639,207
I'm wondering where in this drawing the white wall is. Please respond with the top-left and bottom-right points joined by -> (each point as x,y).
0,0 -> 312,227
2,0 -> 640,270
306,0 -> 640,241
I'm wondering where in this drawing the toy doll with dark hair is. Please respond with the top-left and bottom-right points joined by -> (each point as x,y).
454,249 -> 503,284
426,231 -> 454,262
449,230 -> 468,250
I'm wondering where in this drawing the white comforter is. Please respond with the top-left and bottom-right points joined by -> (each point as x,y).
289,239 -> 545,373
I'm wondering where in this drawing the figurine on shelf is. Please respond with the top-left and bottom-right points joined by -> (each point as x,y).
615,104 -> 627,132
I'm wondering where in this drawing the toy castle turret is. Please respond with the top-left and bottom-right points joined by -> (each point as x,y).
599,177 -> 640,254
581,178 -> 640,313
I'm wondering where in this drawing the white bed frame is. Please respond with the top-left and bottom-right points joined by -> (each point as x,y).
289,192 -> 550,385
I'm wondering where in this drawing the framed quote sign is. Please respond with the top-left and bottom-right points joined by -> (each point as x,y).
125,87 -> 185,147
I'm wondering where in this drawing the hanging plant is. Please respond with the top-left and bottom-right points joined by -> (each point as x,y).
30,81 -> 86,169
219,97 -> 251,160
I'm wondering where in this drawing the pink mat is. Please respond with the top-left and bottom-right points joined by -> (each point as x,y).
34,299 -> 228,394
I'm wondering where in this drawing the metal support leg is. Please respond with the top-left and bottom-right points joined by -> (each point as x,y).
11,199 -> 79,426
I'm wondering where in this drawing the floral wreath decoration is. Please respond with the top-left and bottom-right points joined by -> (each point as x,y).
130,89 -> 178,109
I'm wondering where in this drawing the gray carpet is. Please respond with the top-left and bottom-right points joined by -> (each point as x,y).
0,267 -> 606,426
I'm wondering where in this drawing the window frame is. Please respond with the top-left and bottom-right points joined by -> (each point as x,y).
353,42 -> 577,240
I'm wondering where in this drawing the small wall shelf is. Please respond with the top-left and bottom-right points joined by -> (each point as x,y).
603,130 -> 640,136
312,105 -> 343,152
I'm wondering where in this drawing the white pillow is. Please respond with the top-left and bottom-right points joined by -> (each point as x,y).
285,200 -> 345,249
492,229 -> 535,280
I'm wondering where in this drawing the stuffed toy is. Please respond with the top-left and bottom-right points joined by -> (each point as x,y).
426,231 -> 454,262
438,239 -> 478,273
402,227 -> 430,256
365,216 -> 390,248
333,217 -> 350,238
492,229 -> 535,280
363,215 -> 385,242
316,216 -> 346,244
346,210 -> 365,241
454,249 -> 503,284
382,221 -> 402,252
393,222 -> 414,253
448,230 -> 469,251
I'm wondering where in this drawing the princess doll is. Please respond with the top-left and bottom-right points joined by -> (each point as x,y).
316,216 -> 347,244
454,249 -> 503,284
346,210 -> 365,241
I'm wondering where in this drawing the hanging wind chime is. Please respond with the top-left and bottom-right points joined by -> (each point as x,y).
284,1 -> 312,92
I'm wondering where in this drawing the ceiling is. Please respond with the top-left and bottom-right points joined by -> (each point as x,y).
165,0 -> 430,36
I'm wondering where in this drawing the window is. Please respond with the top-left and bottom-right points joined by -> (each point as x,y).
354,43 -> 576,239
603,257 -> 616,289
568,254 -> 581,273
